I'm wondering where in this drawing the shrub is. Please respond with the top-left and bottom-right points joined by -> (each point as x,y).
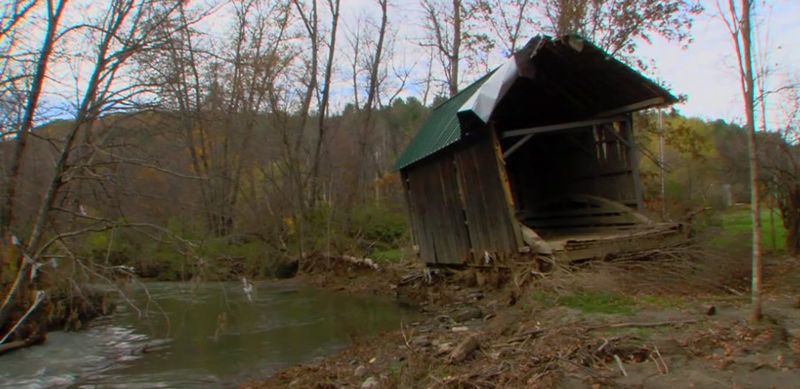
350,203 -> 407,246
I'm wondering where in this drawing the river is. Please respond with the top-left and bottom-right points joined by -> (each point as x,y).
0,281 -> 415,388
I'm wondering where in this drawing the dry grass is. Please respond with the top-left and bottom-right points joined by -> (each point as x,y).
516,243 -> 753,299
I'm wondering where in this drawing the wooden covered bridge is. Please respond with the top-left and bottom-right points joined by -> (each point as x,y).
395,34 -> 684,266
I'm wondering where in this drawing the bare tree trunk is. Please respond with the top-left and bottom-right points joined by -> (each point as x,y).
353,0 -> 389,203
420,0 -> 463,98
309,0 -> 340,206
0,0 -> 67,237
740,0 -> 761,323
288,0 -> 322,258
450,0 -> 461,97
724,0 -> 762,323
421,48 -> 434,106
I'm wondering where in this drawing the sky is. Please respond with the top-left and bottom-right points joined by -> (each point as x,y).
341,0 -> 800,126
16,0 -> 800,128
635,0 -> 800,125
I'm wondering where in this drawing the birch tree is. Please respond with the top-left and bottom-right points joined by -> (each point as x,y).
719,0 -> 761,322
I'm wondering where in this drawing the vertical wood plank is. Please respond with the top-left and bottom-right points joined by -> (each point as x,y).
623,115 -> 643,210
455,134 -> 521,261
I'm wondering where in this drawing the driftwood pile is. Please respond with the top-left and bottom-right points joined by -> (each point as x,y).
416,317 -> 704,388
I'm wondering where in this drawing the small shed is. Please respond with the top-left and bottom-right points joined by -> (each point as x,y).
395,35 -> 683,266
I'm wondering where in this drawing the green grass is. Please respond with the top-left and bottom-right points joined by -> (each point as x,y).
532,291 -> 638,315
636,294 -> 684,309
530,291 -> 686,315
709,205 -> 787,252
371,248 -> 404,263
558,292 -> 638,315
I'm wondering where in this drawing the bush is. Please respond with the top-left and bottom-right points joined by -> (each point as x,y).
350,203 -> 407,245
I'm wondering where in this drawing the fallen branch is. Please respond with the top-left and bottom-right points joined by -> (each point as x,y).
0,290 -> 46,344
588,319 -> 700,331
400,321 -> 415,353
597,337 -> 609,353
654,344 -> 668,374
0,339 -> 28,355
650,354 -> 664,375
613,354 -> 628,377
0,334 -> 44,356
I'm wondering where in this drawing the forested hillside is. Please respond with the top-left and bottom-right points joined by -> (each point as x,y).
2,106 -> 791,282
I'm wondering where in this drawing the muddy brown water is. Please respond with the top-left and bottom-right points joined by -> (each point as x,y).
0,281 -> 415,388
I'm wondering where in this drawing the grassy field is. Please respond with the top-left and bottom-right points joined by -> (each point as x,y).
708,205 -> 787,252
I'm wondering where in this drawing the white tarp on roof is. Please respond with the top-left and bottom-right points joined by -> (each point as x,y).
457,57 -> 519,126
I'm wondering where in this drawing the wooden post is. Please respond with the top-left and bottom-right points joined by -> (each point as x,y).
489,124 -> 524,249
623,114 -> 644,211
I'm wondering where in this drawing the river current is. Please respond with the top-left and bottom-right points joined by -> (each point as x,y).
0,281 -> 414,388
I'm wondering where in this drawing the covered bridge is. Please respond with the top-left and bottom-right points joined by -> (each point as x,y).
395,34 -> 683,266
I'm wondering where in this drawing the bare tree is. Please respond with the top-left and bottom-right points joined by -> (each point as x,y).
760,77 -> 800,253
469,0 -> 536,56
420,0 -> 463,97
718,0 -> 761,322
213,0 -> 293,235
345,0 -> 390,202
1,0 -> 184,336
309,0 -> 340,206
0,1 -> 36,40
541,0 -> 702,69
141,0 -> 292,237
1,0 -> 68,238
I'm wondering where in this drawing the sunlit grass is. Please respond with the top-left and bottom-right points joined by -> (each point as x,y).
709,205 -> 786,252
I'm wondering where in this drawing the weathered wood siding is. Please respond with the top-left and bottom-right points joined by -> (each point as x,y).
403,152 -> 471,264
402,134 -> 521,265
454,134 -> 521,259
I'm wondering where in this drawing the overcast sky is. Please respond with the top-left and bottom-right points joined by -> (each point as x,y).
25,0 -> 800,127
635,0 -> 800,125
340,0 -> 800,126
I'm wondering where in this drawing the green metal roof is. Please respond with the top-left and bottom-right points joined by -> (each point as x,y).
394,72 -> 494,170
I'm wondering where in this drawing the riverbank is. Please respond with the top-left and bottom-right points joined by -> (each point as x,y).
0,273 -> 114,356
245,250 -> 800,388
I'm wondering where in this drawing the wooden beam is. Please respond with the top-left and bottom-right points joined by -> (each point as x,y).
601,123 -> 632,147
594,97 -> 666,118
490,124 -> 524,249
503,116 -> 625,138
502,134 -> 533,159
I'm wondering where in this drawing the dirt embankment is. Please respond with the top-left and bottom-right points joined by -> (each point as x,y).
246,251 -> 800,388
